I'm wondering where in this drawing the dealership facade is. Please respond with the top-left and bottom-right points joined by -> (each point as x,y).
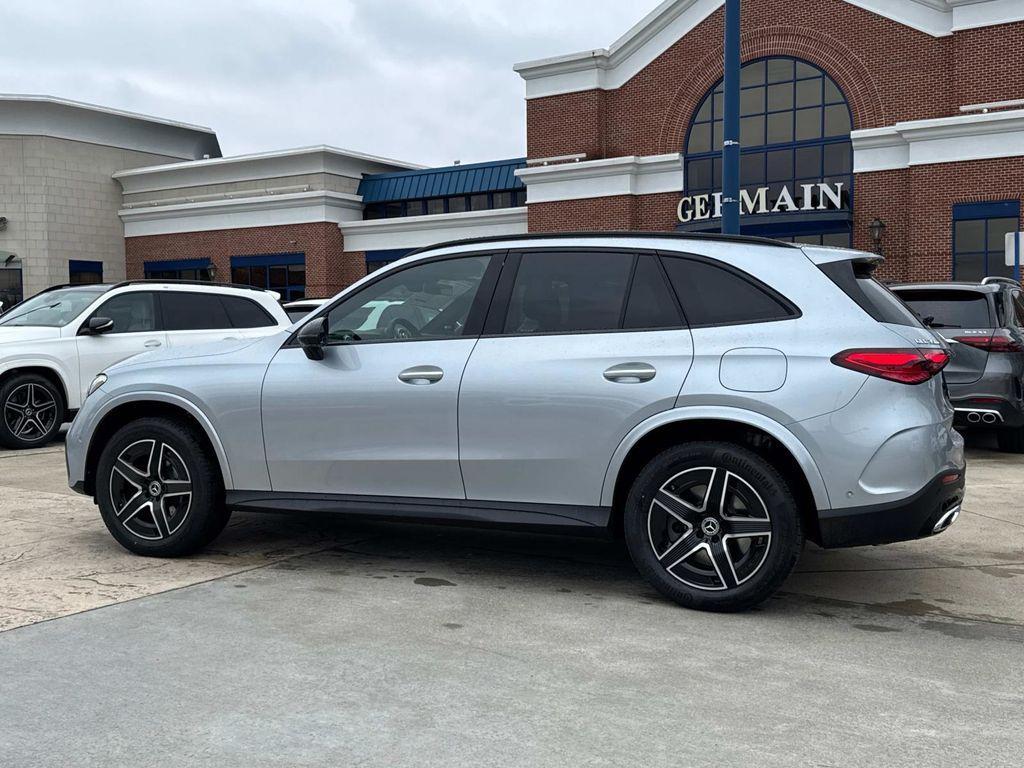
1,0 -> 1023,305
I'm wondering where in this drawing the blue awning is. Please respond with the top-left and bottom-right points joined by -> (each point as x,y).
359,158 -> 526,203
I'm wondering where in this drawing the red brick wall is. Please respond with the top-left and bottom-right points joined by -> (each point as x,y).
528,193 -> 681,233
125,222 -> 366,297
527,0 -> 1024,160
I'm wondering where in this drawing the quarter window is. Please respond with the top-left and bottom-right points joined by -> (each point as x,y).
221,296 -> 276,328
326,256 -> 491,342
91,292 -> 157,334
160,293 -> 231,331
662,257 -> 795,326
503,252 -> 633,334
623,254 -> 683,330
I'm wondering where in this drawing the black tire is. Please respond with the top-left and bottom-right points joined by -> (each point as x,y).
0,373 -> 65,450
623,441 -> 803,613
996,426 -> 1024,453
96,417 -> 231,557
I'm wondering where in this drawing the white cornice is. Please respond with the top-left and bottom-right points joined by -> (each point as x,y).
515,154 -> 683,203
0,94 -> 221,160
120,190 -> 364,237
340,208 -> 528,252
514,1 -> 1024,98
852,108 -> 1024,171
114,145 -> 424,195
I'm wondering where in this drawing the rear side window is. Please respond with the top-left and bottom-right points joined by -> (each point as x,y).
221,296 -> 276,328
623,254 -> 683,330
661,256 -> 795,326
504,251 -> 633,334
160,293 -> 231,331
819,260 -> 922,327
896,289 -> 992,329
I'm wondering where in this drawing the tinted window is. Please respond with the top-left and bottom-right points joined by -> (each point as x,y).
91,292 -> 157,334
623,254 -> 683,330
161,293 -> 231,331
662,257 -> 794,326
819,260 -> 922,327
504,251 -> 632,334
327,256 -> 490,342
897,290 -> 993,329
221,296 -> 275,328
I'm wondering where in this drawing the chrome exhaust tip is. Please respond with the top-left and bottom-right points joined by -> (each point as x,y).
932,505 -> 961,534
982,413 -> 998,424
967,411 -> 981,423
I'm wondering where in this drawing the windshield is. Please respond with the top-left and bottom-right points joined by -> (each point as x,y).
0,287 -> 107,327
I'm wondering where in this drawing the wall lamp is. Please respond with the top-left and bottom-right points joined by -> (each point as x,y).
869,217 -> 887,255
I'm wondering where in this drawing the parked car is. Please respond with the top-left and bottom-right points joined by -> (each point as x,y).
66,234 -> 965,612
283,298 -> 328,323
0,280 -> 290,450
892,277 -> 1024,452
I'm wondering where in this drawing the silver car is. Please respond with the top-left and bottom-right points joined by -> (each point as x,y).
66,234 -> 965,612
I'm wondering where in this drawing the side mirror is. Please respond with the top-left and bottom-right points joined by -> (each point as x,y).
297,317 -> 327,361
80,317 -> 114,336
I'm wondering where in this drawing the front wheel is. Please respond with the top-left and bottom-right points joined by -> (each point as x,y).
96,417 -> 230,556
623,441 -> 803,612
0,373 -> 65,449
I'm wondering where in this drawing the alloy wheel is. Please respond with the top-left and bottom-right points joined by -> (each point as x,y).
108,439 -> 193,540
647,466 -> 773,591
3,383 -> 58,442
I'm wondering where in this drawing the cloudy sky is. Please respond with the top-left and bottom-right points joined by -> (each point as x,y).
2,0 -> 657,165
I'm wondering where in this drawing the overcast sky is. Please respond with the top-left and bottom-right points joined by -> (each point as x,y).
1,0 -> 656,165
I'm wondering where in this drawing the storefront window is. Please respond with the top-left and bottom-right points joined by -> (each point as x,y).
231,253 -> 306,301
684,56 -> 853,242
144,259 -> 212,282
952,201 -> 1020,281
69,260 -> 104,285
0,267 -> 22,310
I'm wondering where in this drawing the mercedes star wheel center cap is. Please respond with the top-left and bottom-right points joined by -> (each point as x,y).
701,517 -> 721,537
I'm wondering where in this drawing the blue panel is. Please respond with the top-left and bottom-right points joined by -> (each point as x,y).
145,258 -> 210,273
69,259 -> 103,274
953,200 -> 1020,221
365,248 -> 415,263
359,158 -> 527,203
230,252 -> 305,268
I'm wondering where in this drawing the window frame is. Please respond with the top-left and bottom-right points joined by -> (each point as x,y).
481,247 -> 691,339
286,251 -> 505,349
951,200 -> 1021,281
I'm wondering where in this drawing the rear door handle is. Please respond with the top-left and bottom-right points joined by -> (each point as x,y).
144,340 -> 162,348
604,362 -> 656,383
398,365 -> 444,385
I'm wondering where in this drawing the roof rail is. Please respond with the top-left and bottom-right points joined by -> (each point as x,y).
403,230 -> 801,259
110,279 -> 269,293
981,276 -> 1020,287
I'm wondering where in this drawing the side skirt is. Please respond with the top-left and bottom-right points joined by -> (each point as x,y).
225,491 -> 613,537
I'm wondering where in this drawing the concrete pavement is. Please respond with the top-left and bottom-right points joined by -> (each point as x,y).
0,435 -> 1022,766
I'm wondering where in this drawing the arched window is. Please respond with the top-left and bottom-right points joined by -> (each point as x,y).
683,57 -> 853,246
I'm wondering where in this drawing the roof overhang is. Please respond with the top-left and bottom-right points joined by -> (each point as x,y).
514,0 -> 1024,99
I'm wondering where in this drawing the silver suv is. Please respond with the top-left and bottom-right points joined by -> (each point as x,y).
66,234 -> 965,612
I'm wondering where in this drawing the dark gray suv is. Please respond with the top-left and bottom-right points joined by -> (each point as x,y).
893,277 -> 1024,452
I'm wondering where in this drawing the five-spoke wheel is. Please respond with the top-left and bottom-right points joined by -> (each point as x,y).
97,417 -> 231,556
0,374 -> 64,449
625,442 -> 803,612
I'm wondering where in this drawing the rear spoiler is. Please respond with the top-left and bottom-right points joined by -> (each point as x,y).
800,245 -> 884,268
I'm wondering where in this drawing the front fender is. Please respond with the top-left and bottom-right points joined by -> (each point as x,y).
599,405 -> 831,510
0,356 -> 76,408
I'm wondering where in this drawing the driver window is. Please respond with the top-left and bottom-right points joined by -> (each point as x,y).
326,256 -> 490,342
89,292 -> 157,334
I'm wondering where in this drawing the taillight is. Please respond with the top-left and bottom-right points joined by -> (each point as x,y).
952,332 -> 1024,353
831,348 -> 950,385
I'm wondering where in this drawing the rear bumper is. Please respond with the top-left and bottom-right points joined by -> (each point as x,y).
952,398 -> 1024,428
817,469 -> 965,549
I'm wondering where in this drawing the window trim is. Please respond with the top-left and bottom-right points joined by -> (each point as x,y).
284,250 -> 505,349
951,200 -> 1021,281
481,247 -> 692,340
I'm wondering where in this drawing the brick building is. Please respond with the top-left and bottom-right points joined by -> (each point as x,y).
2,0 -> 1023,303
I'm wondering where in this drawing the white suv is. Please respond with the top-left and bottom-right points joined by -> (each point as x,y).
0,280 -> 289,450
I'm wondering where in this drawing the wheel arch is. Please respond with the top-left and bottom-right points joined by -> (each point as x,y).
0,365 -> 71,414
602,409 -> 830,545
82,394 -> 233,497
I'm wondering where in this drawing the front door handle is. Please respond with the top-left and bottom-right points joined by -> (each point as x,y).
144,340 -> 162,348
603,362 -> 656,383
398,365 -> 444,385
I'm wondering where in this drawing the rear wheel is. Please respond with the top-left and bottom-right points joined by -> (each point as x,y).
623,441 -> 803,612
0,373 -> 65,450
96,417 -> 230,556
996,426 -> 1024,453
